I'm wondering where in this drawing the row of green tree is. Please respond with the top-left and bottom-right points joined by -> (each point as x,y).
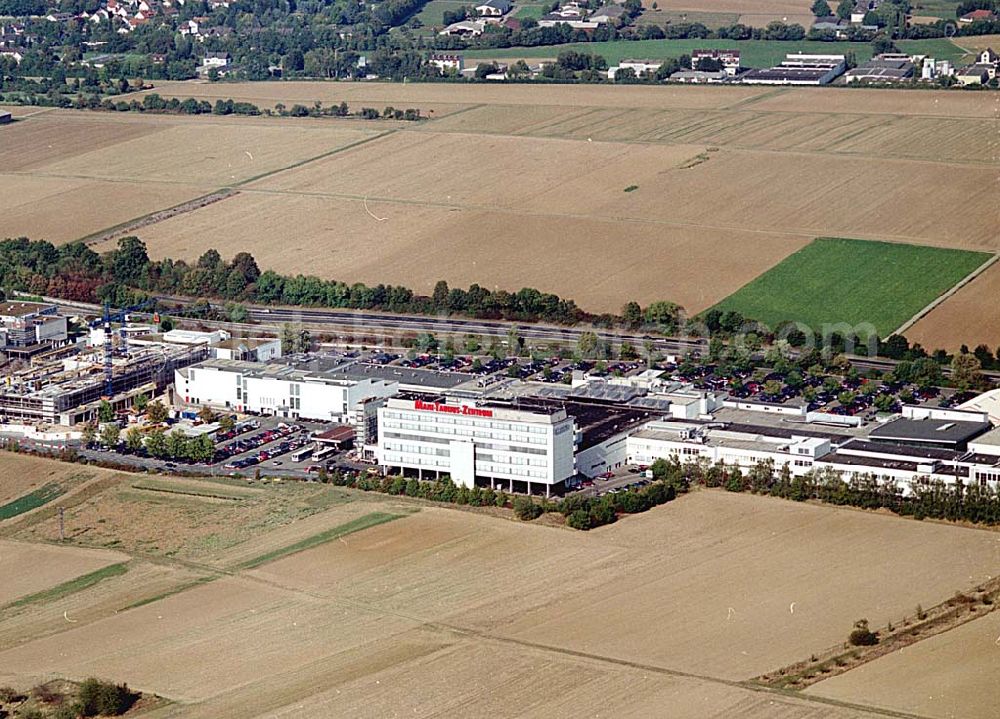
694,457 -> 1000,525
312,466 -> 687,530
0,236 -> 680,329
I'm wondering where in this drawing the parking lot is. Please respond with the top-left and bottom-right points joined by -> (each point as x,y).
60,415 -> 368,481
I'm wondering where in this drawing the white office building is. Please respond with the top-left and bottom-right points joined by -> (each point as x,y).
377,397 -> 576,494
174,359 -> 398,423
627,420 -> 831,477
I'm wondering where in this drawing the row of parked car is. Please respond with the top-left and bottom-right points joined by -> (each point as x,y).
219,423 -> 303,468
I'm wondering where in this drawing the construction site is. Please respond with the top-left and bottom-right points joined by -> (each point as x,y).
0,299 -> 206,426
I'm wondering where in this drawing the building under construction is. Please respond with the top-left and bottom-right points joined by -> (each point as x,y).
0,343 -> 207,425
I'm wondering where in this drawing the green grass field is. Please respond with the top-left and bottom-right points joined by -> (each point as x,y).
464,37 -> 967,67
0,483 -> 66,521
708,238 -> 992,337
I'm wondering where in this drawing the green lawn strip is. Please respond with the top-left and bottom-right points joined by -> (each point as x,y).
118,575 -> 218,612
234,512 -> 404,571
0,483 -> 66,521
708,237 -> 991,337
2,562 -> 129,612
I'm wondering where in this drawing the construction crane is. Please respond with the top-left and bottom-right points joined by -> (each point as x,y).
87,299 -> 156,398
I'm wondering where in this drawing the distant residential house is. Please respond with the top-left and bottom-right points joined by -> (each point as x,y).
89,9 -> 111,23
202,51 -> 230,67
692,48 -> 741,75
428,53 -> 463,72
959,8 -> 997,24
850,0 -> 880,23
150,52 -> 167,64
207,0 -> 232,8
178,18 -> 200,35
607,58 -> 661,79
976,47 -> 999,65
44,11 -> 73,21
956,63 -> 992,85
206,24 -> 232,36
588,4 -> 626,23
438,19 -> 488,35
0,49 -> 23,64
475,0 -> 512,16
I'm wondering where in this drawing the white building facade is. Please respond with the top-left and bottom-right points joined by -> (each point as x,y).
377,397 -> 575,493
174,359 -> 397,423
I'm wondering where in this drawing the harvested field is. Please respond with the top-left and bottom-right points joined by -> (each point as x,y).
35,119 -> 382,186
0,113 -> 161,172
751,86 -> 998,118
94,126 -> 999,313
0,540 -> 128,607
101,189 -> 809,313
0,109 -> 385,244
179,631 -> 887,719
0,174 -> 207,243
907,258 -> 1000,351
1,488 -> 999,716
499,491 -> 1000,679
806,609 -> 1000,719
0,561 -> 206,652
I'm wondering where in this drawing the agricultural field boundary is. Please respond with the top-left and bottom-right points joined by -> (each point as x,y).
128,478 -> 258,501
756,574 -> 1000,692
1,562 -> 130,614
892,252 -> 999,336
234,512 -> 405,570
81,129 -> 397,245
425,622 -> 930,719
80,190 -> 237,246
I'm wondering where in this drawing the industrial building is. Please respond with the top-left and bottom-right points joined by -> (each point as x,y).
0,301 -> 69,359
845,55 -> 914,82
741,53 -> 847,85
626,403 -> 1000,494
174,358 -> 399,423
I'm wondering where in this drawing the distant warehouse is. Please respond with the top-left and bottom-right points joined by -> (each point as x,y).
740,53 -> 847,85
845,54 -> 914,82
